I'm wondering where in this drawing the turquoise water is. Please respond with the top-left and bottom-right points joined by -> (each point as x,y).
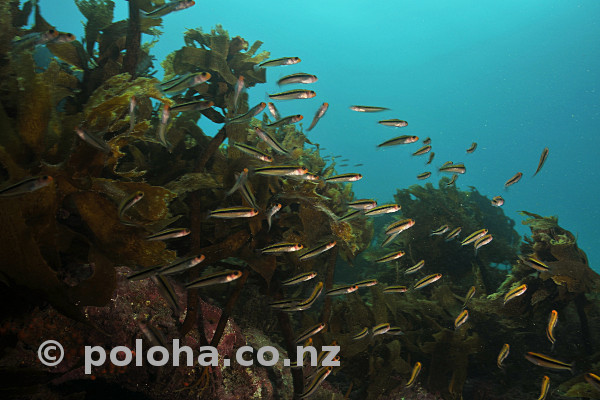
44,0 -> 600,270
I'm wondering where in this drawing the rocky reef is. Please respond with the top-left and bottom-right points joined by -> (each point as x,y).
0,1 -> 599,400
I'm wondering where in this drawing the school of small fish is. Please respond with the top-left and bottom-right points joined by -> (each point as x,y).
5,6 -> 597,397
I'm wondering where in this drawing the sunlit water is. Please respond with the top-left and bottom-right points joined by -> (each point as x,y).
42,0 -> 600,271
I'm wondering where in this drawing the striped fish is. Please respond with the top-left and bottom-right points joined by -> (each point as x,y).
352,327 -> 369,340
254,127 -> 289,155
364,204 -> 401,216
282,271 -> 317,286
454,309 -> 469,329
497,343 -> 510,368
350,105 -> 389,112
414,274 -> 442,290
255,165 -> 307,176
0,176 -> 53,197
406,362 -> 422,388
505,172 -> 523,187
534,147 -> 549,176
298,241 -> 337,261
377,135 -> 419,147
378,119 -> 407,127
269,89 -> 315,100
524,352 -> 573,372
504,284 -> 527,304
185,270 -> 242,289
372,323 -> 391,336
375,251 -> 405,263
383,285 -> 408,294
232,143 -> 273,162
294,322 -> 326,344
209,207 -> 258,218
326,284 -> 358,296
277,72 -> 317,86
405,260 -> 425,274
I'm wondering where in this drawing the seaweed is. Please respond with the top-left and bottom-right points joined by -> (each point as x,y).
1,2 -> 599,400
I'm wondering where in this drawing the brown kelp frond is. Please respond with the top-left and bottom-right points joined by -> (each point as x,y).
74,0 -> 115,57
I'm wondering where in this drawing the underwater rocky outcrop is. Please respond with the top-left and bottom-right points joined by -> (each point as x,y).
0,1 -> 370,399
1,2 -> 599,400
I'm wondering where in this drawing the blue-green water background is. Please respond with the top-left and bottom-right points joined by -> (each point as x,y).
43,0 -> 600,271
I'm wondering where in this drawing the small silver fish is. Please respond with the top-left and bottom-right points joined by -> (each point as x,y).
159,71 -> 210,94
430,224 -> 449,236
348,199 -> 377,210
266,203 -> 282,231
277,72 -> 318,86
185,270 -> 243,289
413,145 -> 432,156
0,176 -> 53,197
405,260 -> 425,274
158,255 -> 205,275
266,114 -> 303,127
267,102 -> 281,120
439,163 -> 466,174
233,76 -> 245,113
255,165 -> 307,176
534,147 -> 549,176
209,207 -> 259,218
254,127 -> 289,155
466,142 -> 477,153
417,172 -> 431,180
226,168 -> 249,196
170,100 -> 214,113
269,89 -> 316,100
11,29 -> 59,51
350,105 -> 389,112
364,204 -> 401,216
378,119 -> 407,127
226,102 -> 266,125
118,191 -> 144,219
145,228 -> 190,241
232,143 -> 273,162
259,57 -> 301,68
142,0 -> 195,18
324,173 -> 362,182
504,172 -> 523,187
156,104 -> 171,148
377,135 -> 419,147
307,102 -> 329,131
298,241 -> 337,261
326,285 -> 358,296
426,152 -> 435,165
128,95 -> 137,133
261,242 -> 304,254
75,127 -> 111,153
282,271 -> 317,286
491,196 -> 505,207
